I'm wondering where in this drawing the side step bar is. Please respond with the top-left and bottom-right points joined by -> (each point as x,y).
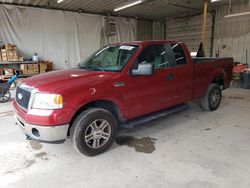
120,103 -> 189,129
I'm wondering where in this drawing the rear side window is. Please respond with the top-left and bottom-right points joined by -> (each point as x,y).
135,44 -> 173,69
171,43 -> 187,65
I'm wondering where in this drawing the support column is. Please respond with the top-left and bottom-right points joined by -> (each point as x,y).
201,0 -> 208,50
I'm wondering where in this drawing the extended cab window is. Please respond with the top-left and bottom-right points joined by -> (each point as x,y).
171,43 -> 187,65
135,44 -> 173,69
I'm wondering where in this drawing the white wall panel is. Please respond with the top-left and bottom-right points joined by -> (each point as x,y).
166,13 -> 213,56
0,5 -> 138,69
137,19 -> 153,41
64,12 -> 102,68
153,21 -> 165,40
0,4 -> 102,69
102,17 -> 137,45
137,20 -> 165,41
213,1 -> 250,64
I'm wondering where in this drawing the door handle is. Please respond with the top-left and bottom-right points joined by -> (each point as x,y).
167,73 -> 175,80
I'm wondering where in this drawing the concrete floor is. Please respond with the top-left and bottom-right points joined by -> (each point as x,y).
0,88 -> 250,188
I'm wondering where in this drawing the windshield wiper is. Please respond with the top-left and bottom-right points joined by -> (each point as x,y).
80,65 -> 105,72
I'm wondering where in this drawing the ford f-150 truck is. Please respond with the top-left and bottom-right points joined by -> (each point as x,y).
14,41 -> 234,156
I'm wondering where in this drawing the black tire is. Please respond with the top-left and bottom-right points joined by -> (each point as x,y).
70,108 -> 117,156
200,84 -> 222,111
0,90 -> 11,103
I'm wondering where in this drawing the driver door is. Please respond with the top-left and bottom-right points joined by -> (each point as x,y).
126,44 -> 176,119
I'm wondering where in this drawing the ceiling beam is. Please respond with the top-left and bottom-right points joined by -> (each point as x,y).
0,1 -> 158,21
167,2 -> 202,12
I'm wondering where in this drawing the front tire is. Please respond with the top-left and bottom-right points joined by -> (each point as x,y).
200,84 -> 222,111
0,90 -> 11,103
70,108 -> 117,156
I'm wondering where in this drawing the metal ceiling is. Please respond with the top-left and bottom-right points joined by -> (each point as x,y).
0,0 -> 243,19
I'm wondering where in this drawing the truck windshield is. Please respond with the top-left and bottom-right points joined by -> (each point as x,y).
78,45 -> 139,72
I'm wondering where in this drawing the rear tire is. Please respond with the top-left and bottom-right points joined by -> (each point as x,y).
200,84 -> 222,111
70,108 -> 117,156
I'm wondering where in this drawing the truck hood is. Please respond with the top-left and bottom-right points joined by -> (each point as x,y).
21,69 -> 119,93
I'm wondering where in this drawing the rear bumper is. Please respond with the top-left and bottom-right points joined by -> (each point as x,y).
15,115 -> 69,143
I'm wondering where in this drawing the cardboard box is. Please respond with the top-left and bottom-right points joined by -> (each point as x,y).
2,57 -> 7,61
39,63 -> 47,70
20,64 -> 28,70
23,64 -> 40,74
1,44 -> 22,62
12,45 -> 17,51
27,64 -> 33,70
4,44 -> 13,50
1,52 -> 7,56
33,70 -> 39,74
33,64 -> 39,70
7,52 -> 14,56
19,57 -> 24,61
22,69 -> 37,75
21,70 -> 30,75
39,61 -> 53,72
21,64 -> 38,69
13,56 -> 19,61
5,52 -> 17,56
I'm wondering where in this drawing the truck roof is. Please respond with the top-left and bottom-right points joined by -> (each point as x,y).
112,40 -> 182,46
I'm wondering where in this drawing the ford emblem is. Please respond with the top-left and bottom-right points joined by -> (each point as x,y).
17,93 -> 23,100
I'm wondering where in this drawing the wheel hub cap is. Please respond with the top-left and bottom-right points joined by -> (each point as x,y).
210,90 -> 220,107
93,130 -> 103,139
84,119 -> 111,149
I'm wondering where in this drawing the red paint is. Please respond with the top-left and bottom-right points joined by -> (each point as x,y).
13,41 -> 234,126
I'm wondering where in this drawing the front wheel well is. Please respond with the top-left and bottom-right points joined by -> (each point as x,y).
68,100 -> 124,136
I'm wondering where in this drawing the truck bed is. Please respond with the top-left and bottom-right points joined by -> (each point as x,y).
192,57 -> 234,99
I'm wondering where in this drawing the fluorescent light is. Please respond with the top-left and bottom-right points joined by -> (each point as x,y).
225,11 -> 250,18
114,0 -> 143,12
57,0 -> 64,3
211,0 -> 221,2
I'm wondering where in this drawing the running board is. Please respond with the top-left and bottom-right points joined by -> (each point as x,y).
120,103 -> 189,129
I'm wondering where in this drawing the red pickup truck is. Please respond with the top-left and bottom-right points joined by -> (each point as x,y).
14,41 -> 233,156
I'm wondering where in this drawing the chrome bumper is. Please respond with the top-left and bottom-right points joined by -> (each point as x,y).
15,115 -> 69,143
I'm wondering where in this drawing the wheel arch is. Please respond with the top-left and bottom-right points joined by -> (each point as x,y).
210,68 -> 227,89
68,99 -> 125,136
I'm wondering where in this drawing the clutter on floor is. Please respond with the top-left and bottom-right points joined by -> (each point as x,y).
233,63 -> 250,89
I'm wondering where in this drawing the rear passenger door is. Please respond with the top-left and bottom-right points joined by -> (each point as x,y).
170,42 -> 194,103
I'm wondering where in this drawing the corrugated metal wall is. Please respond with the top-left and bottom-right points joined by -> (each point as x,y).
137,19 -> 153,40
137,20 -> 165,40
165,13 -> 213,56
153,21 -> 165,40
213,1 -> 250,64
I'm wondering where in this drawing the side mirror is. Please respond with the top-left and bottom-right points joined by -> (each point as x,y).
131,63 -> 154,76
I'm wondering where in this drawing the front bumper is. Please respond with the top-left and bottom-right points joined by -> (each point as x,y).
15,115 -> 69,143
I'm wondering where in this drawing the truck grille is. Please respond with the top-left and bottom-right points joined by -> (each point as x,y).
16,86 -> 31,110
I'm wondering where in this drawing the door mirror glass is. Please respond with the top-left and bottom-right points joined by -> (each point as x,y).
131,63 -> 154,76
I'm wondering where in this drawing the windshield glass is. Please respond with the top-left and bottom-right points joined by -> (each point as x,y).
78,45 -> 138,72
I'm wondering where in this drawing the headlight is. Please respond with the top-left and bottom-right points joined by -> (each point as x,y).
32,93 -> 63,109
